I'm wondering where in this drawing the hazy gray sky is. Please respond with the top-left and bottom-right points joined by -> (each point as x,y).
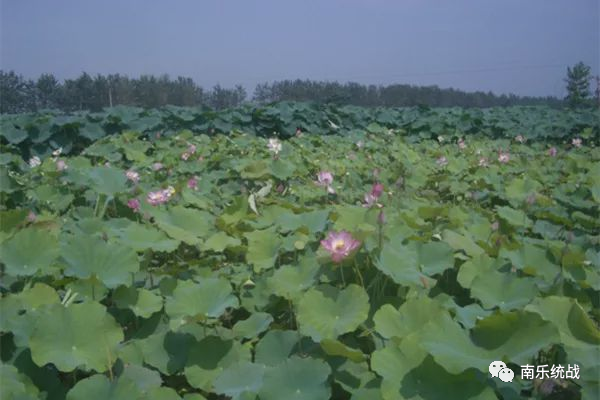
1,0 -> 598,97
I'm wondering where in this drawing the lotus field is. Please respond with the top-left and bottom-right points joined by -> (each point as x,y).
0,104 -> 599,400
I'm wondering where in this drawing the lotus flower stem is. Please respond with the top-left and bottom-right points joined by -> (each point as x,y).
353,258 -> 365,288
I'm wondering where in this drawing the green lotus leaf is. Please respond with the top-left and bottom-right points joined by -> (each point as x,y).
204,231 -> 241,252
30,302 -> 124,372
114,223 -> 180,252
61,235 -> 139,288
213,361 -> 266,399
267,254 -> 319,300
113,286 -> 163,318
320,339 -> 366,362
500,242 -> 559,283
0,363 -> 40,400
297,284 -> 369,342
375,237 -> 442,286
259,356 -> 331,400
420,313 -> 492,373
244,228 -> 280,272
232,312 -> 273,339
254,330 -> 299,366
0,283 -> 60,346
184,336 -> 251,391
87,166 -> 129,196
399,356 -> 497,400
371,334 -> 428,384
152,206 -> 215,245
66,374 -> 142,400
137,330 -> 196,375
1,227 -> 59,276
147,387 -> 183,400
496,205 -> 533,228
374,297 -> 446,340
525,296 -> 600,346
471,310 -> 560,365
119,364 -> 162,394
442,229 -> 484,257
165,278 -> 238,325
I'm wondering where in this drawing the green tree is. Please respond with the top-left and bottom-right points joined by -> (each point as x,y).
565,62 -> 592,107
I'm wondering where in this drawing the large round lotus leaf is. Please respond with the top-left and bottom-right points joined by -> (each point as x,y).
0,283 -> 60,347
296,284 -> 369,342
0,363 -> 40,400
373,297 -> 445,340
113,286 -> 163,318
442,229 -> 484,257
204,232 -> 242,252
320,339 -> 366,362
66,374 -> 142,400
471,310 -> 560,365
29,302 -> 124,372
244,228 -> 280,272
165,279 -> 238,325
184,336 -> 251,391
87,166 -> 128,195
213,361 -> 266,399
114,223 -> 179,252
147,387 -> 183,400
371,334 -> 428,382
61,235 -> 139,288
525,296 -> 600,346
119,364 -> 162,394
267,255 -> 319,300
232,312 -> 273,339
254,330 -> 299,366
0,227 -> 59,276
259,356 -> 331,400
419,313 -> 492,374
137,331 -> 196,375
398,356 -> 496,400
496,205 -> 533,228
151,206 -> 215,245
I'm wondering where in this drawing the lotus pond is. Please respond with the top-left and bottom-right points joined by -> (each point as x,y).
1,107 -> 599,400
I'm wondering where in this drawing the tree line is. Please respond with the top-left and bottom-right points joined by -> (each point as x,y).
1,63 -> 596,114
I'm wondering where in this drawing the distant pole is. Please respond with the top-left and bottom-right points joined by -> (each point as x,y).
108,87 -> 113,108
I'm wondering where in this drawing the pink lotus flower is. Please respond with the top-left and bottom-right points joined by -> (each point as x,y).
56,159 -> 67,171
27,211 -> 37,222
478,157 -> 489,167
152,162 -> 164,171
126,170 -> 140,183
547,147 -> 557,157
315,171 -> 335,194
187,144 -> 197,154
572,138 -> 582,148
147,186 -> 175,206
321,231 -> 361,263
127,198 -> 141,212
436,156 -> 448,167
458,138 -> 466,150
371,183 -> 384,198
295,128 -> 302,137
187,176 -> 199,190
181,152 -> 191,161
198,156 -> 205,162
515,135 -> 526,144
356,140 -> 364,149
498,151 -> 510,164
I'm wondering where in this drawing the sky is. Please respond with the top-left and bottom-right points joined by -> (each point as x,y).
1,0 -> 598,98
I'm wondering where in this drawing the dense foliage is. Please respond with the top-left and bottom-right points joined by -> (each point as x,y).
1,103 -> 598,161
0,70 -> 568,114
0,104 -> 599,400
